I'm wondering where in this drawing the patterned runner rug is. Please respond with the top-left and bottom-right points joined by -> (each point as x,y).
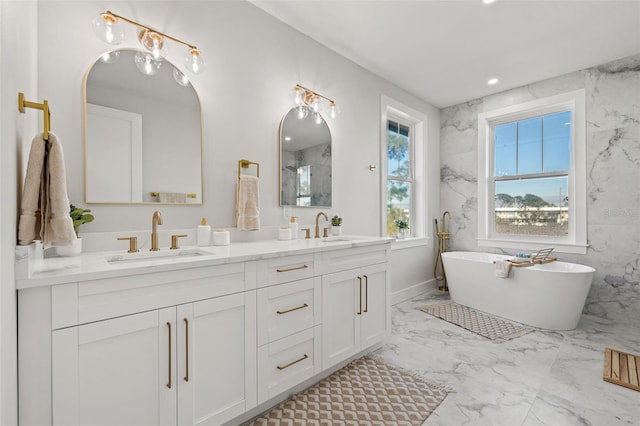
418,302 -> 534,342
246,356 -> 448,425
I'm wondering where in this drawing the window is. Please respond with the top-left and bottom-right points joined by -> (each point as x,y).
478,90 -> 587,254
386,119 -> 413,236
381,95 -> 427,240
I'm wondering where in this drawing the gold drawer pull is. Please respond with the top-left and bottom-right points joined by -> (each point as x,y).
166,322 -> 172,389
276,354 -> 309,370
276,264 -> 309,273
276,303 -> 309,315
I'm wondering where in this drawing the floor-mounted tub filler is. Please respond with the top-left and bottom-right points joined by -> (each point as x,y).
441,251 -> 595,330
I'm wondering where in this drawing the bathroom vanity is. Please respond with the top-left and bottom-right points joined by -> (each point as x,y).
16,236 -> 390,425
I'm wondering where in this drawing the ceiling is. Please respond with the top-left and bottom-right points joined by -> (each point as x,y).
250,0 -> 640,108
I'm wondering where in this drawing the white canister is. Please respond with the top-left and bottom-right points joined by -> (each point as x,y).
213,229 -> 230,246
278,226 -> 291,241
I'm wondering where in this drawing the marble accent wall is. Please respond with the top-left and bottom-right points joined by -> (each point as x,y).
440,54 -> 640,323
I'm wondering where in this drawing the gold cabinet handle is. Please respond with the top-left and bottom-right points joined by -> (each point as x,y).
276,354 -> 309,370
363,274 -> 369,313
276,264 -> 308,273
166,322 -> 172,389
184,318 -> 189,382
357,276 -> 362,315
276,303 -> 309,315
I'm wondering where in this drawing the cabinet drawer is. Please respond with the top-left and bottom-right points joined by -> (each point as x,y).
257,277 -> 321,346
256,253 -> 317,288
257,326 -> 321,404
320,244 -> 390,275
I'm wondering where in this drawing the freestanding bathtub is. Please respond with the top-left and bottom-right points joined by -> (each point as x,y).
441,251 -> 595,330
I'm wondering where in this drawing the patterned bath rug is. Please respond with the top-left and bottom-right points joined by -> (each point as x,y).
418,302 -> 534,342
245,356 -> 448,425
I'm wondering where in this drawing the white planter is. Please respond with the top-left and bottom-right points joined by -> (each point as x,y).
397,230 -> 408,239
331,226 -> 342,236
56,238 -> 82,257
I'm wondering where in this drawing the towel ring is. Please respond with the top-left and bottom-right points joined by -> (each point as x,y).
238,159 -> 259,179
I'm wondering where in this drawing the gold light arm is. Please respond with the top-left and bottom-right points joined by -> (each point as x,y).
295,84 -> 336,106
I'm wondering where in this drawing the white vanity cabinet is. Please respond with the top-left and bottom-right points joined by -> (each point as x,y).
320,246 -> 390,369
17,238 -> 391,426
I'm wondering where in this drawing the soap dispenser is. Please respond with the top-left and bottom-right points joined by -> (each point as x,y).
197,217 -> 212,246
289,216 -> 298,240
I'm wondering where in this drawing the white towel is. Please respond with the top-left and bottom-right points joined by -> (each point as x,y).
18,132 -> 77,247
158,192 -> 186,203
236,175 -> 260,230
494,260 -> 512,279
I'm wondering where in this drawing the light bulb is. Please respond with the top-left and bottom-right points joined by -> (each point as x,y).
295,105 -> 309,120
134,51 -> 162,76
99,50 -> 121,64
92,13 -> 125,45
290,86 -> 305,106
313,112 -> 323,125
184,48 -> 206,74
138,29 -> 168,61
329,102 -> 340,119
311,96 -> 320,113
173,68 -> 191,86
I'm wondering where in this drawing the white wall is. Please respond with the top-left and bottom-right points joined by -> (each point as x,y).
1,1 -> 38,423
33,1 -> 440,290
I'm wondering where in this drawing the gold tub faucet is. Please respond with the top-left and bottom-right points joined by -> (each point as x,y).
315,212 -> 328,238
151,211 -> 163,251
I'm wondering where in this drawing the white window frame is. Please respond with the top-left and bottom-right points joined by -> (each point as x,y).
477,89 -> 588,254
381,95 -> 426,244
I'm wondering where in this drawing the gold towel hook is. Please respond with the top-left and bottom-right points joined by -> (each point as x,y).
18,92 -> 51,141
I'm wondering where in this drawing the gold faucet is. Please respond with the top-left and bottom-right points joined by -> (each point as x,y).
314,212 -> 328,238
151,211 -> 163,251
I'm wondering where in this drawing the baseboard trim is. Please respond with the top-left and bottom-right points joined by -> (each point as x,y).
391,279 -> 438,305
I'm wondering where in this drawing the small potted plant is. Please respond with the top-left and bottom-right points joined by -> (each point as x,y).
57,204 -> 95,256
394,219 -> 409,239
331,215 -> 343,236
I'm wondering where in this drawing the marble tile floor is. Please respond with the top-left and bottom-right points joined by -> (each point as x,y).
374,290 -> 640,426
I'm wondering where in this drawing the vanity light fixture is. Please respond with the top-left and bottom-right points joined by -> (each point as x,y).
290,84 -> 340,120
92,10 -> 206,74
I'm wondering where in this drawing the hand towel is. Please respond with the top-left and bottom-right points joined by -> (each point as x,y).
158,192 -> 187,203
494,260 -> 512,279
236,175 -> 260,230
18,132 -> 77,247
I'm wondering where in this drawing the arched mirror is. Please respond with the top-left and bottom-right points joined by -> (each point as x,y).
83,49 -> 202,204
279,108 -> 332,207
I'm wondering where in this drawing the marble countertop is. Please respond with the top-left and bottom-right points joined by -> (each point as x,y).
16,235 -> 391,289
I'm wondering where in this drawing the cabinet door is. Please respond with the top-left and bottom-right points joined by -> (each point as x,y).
52,308 -> 176,426
177,291 -> 256,426
360,262 -> 389,348
321,269 -> 361,369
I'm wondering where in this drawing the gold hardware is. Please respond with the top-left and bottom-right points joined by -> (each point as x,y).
363,274 -> 369,313
151,211 -> 163,251
301,228 -> 311,239
238,159 -> 260,179
117,236 -> 138,253
277,303 -> 309,315
170,234 -> 187,250
357,276 -> 362,315
150,192 -> 197,199
184,318 -> 189,382
166,322 -> 172,389
99,11 -> 199,51
276,264 -> 308,273
18,92 -> 51,141
294,84 -> 336,107
369,164 -> 377,171
315,212 -> 328,238
434,212 -> 452,292
323,227 -> 329,238
276,354 -> 309,370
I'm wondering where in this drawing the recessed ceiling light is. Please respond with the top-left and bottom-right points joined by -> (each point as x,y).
483,0 -> 497,4
487,78 -> 499,85
284,136 -> 292,141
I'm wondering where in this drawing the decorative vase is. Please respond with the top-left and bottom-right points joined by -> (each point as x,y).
332,226 -> 342,236
397,230 -> 407,239
56,238 -> 82,257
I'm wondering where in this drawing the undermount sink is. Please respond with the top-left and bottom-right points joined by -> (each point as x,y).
319,236 -> 355,243
106,248 -> 212,264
